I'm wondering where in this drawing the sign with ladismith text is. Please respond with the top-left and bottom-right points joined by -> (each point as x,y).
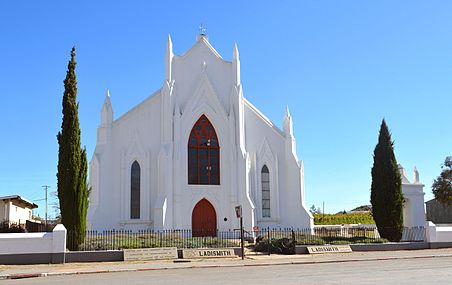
182,248 -> 236,259
123,247 -> 178,261
307,245 -> 352,254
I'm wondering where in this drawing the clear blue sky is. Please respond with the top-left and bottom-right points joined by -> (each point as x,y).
1,1 -> 451,218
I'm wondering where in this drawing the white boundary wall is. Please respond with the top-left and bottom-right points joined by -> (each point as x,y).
0,224 -> 66,264
426,221 -> 452,242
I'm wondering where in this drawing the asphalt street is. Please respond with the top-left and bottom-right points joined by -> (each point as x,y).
5,255 -> 452,285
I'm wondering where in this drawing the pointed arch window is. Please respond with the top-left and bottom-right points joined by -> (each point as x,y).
261,165 -> 270,218
130,161 -> 140,219
188,115 -> 220,185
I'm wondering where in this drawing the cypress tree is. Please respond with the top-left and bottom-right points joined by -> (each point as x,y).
370,119 -> 404,242
57,47 -> 88,250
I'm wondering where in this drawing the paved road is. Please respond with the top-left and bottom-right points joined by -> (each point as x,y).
5,256 -> 452,285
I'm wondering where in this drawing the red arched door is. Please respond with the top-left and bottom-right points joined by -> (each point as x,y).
192,199 -> 217,237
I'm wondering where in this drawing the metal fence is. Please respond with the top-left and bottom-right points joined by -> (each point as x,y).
25,220 -> 55,232
67,229 -> 243,251
401,227 -> 426,242
66,226 -> 426,251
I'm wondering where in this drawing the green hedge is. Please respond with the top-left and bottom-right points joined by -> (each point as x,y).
314,213 -> 375,225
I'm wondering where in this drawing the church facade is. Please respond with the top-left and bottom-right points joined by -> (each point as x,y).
87,33 -> 313,234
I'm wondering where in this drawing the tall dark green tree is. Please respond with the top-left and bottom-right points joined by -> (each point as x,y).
370,119 -> 404,242
57,47 -> 88,250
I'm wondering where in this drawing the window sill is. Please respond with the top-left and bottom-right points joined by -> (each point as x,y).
187,184 -> 221,188
120,220 -> 153,226
257,218 -> 280,223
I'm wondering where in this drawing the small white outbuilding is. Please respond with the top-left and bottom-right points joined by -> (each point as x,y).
0,195 -> 37,226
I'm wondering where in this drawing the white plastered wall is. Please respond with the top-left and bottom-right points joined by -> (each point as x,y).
87,35 -> 313,231
399,165 -> 426,228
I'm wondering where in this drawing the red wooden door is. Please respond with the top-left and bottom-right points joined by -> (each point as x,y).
192,199 -> 217,237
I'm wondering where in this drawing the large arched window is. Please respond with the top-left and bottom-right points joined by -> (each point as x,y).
130,161 -> 140,219
188,115 -> 220,185
261,165 -> 270,218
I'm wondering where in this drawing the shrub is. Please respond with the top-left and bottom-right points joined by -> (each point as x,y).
254,237 -> 295,254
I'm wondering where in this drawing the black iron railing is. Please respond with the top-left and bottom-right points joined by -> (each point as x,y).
66,226 -> 426,251
67,229 -> 243,251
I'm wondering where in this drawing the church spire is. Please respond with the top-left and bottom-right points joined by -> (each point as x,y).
413,166 -> 420,184
283,105 -> 298,161
97,90 -> 113,145
232,43 -> 241,86
166,34 -> 173,82
283,105 -> 293,137
285,105 -> 291,118
101,89 -> 113,126
233,42 -> 239,61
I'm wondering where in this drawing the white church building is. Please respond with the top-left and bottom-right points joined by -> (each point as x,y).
87,32 -> 313,234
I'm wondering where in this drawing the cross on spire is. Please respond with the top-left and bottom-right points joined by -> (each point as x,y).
199,23 -> 206,35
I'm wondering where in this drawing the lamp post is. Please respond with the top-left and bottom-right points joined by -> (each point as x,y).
235,205 -> 244,260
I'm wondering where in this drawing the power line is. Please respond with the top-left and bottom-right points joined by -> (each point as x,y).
33,198 -> 46,202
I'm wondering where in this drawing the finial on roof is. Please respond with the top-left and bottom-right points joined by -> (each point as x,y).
413,166 -> 420,184
233,42 -> 239,61
101,89 -> 113,126
283,105 -> 293,137
167,34 -> 172,47
196,24 -> 209,41
199,23 -> 207,35
285,105 -> 291,118
103,89 -> 112,107
166,34 -> 174,82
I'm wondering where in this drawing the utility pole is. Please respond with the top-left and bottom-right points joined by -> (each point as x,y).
42,185 -> 50,228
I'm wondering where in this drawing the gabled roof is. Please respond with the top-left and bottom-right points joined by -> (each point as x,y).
177,35 -> 227,63
243,98 -> 285,138
0,195 -> 38,209
113,89 -> 161,124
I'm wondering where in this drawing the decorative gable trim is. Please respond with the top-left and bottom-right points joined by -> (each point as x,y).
185,71 -> 227,119
177,37 -> 224,61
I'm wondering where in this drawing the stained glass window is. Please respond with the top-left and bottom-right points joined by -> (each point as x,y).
131,161 -> 140,219
188,115 -> 220,185
261,165 -> 270,218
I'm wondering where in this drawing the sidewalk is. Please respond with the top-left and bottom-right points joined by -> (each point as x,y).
2,248 -> 452,280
